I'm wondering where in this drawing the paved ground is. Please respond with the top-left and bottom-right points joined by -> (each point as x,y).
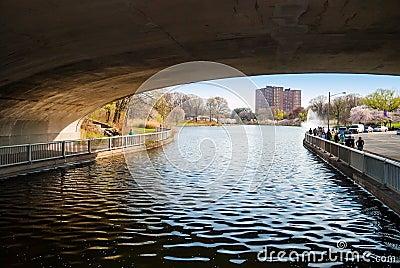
355,131 -> 400,162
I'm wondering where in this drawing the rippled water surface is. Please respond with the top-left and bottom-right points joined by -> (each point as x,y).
1,126 -> 399,267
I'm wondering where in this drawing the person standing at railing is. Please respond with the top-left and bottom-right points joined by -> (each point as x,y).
334,132 -> 340,143
356,137 -> 364,151
313,128 -> 317,136
339,132 -> 345,144
326,129 -> 332,140
129,128 -> 135,135
112,128 -> 120,136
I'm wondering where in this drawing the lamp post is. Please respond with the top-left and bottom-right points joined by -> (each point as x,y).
328,91 -> 346,131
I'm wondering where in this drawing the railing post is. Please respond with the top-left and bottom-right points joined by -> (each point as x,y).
88,139 -> 92,154
363,153 -> 367,176
384,159 -> 388,187
62,141 -> 66,158
361,151 -> 365,174
28,144 -> 32,163
1,130 -> 175,168
346,146 -> 351,166
348,148 -> 351,167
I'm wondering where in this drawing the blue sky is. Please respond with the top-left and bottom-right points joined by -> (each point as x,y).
174,73 -> 400,111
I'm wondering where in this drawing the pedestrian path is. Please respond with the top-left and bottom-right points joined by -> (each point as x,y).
356,131 -> 400,162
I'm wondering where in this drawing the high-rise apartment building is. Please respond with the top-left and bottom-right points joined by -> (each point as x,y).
283,88 -> 301,113
256,86 -> 301,113
255,86 -> 283,112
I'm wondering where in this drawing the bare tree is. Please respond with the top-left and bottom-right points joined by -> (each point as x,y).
164,92 -> 190,108
342,94 -> 362,124
213,96 -> 230,122
256,108 -> 273,122
182,95 -> 204,118
112,97 -> 130,124
308,95 -> 327,118
127,93 -> 155,120
104,104 -> 112,122
166,106 -> 185,125
331,97 -> 346,125
205,96 -> 230,122
206,98 -> 217,122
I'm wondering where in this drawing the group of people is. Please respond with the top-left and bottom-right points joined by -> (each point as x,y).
104,128 -> 136,136
309,126 -> 332,140
308,127 -> 364,151
104,128 -> 120,137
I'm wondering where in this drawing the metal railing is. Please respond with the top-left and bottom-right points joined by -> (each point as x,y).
0,129 -> 172,168
304,133 -> 400,194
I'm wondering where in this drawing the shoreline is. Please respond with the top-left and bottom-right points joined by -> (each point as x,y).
176,122 -> 304,127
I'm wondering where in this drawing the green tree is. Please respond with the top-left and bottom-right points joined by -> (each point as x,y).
153,95 -> 173,122
277,110 -> 284,120
298,110 -> 308,122
362,89 -> 400,112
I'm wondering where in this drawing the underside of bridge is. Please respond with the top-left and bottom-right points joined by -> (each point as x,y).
1,0 -> 400,145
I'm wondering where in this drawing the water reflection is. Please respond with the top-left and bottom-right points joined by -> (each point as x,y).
0,126 -> 399,267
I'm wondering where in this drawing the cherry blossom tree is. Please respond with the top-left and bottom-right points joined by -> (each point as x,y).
349,106 -> 374,123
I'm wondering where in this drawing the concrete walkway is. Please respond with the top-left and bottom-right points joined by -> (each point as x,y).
356,131 -> 400,162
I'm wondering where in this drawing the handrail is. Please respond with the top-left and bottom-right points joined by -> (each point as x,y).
0,129 -> 172,168
304,133 -> 400,193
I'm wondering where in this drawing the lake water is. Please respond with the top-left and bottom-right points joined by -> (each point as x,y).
0,126 -> 399,267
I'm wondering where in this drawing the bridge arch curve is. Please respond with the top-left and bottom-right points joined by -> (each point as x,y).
1,0 -> 400,145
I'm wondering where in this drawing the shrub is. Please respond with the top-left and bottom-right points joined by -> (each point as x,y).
145,120 -> 160,129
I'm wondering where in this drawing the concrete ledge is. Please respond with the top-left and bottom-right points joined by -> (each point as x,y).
0,137 -> 174,179
95,137 -> 174,159
0,154 -> 97,178
303,139 -> 400,215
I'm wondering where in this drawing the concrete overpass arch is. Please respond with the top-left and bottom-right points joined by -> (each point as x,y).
1,0 -> 400,145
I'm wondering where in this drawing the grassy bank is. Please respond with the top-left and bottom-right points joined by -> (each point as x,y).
130,127 -> 156,134
177,120 -> 221,127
